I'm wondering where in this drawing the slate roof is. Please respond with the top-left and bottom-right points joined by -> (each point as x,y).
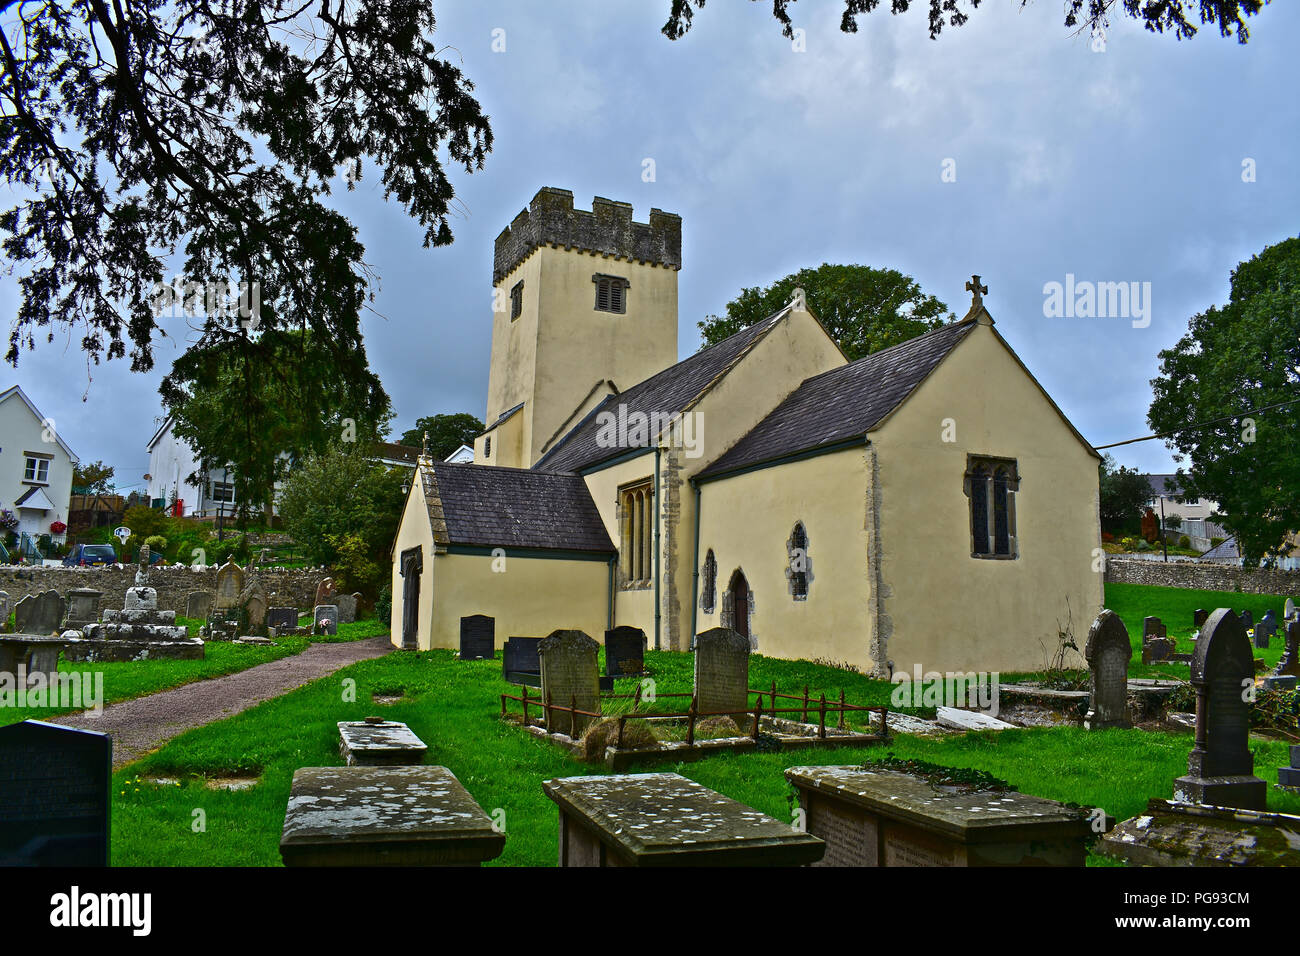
1145,474 -> 1184,498
1199,536 -> 1240,562
535,308 -> 790,474
698,318 -> 978,479
421,460 -> 614,553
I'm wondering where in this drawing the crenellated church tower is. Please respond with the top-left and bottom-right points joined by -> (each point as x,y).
476,187 -> 682,468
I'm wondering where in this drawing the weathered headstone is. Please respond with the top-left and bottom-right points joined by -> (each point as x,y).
14,590 -> 64,635
1194,608 -> 1210,628
459,615 -> 495,660
0,590 -> 10,632
1173,609 -> 1267,810
1285,598 -> 1297,623
693,627 -> 751,717
538,629 -> 600,736
604,626 -> 647,677
313,605 -> 338,636
1085,610 -> 1133,730
1266,620 -> 1300,686
314,577 -> 338,608
1142,616 -> 1166,641
185,591 -> 212,620
62,588 -> 102,630
267,607 -> 299,631
0,720 -> 110,865
241,577 -> 268,636
1278,745 -> 1300,790
1240,609 -> 1253,631
213,560 -> 245,610
335,593 -> 359,624
1142,636 -> 1175,664
1255,609 -> 1277,650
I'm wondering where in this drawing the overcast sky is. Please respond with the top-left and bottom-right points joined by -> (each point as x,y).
3,0 -> 1297,493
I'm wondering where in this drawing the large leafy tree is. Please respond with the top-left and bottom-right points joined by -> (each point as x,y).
72,459 -> 115,494
1098,453 -> 1153,535
164,328 -> 391,522
1,0 -> 490,434
398,412 -> 484,459
699,263 -> 951,360
1147,237 -> 1300,566
662,0 -> 1267,42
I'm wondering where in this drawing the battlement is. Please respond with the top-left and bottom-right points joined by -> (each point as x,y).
493,187 -> 682,284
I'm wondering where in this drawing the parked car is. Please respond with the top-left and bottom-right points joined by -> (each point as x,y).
63,543 -> 118,567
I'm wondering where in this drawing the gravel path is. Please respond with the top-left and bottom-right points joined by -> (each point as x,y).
58,637 -> 395,768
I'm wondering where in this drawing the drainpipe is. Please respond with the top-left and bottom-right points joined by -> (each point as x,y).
607,555 -> 615,631
690,477 -> 701,648
653,447 -> 662,651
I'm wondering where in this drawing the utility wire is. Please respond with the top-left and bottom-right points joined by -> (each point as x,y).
1093,396 -> 1300,451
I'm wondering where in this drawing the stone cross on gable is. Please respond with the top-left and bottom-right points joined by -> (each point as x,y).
790,287 -> 807,312
422,431 -> 429,458
965,274 -> 988,308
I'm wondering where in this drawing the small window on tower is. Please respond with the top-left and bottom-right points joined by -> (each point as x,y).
510,281 -> 523,321
593,274 -> 629,314
484,436 -> 491,458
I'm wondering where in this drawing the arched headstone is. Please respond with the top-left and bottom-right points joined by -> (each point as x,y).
538,630 -> 600,736
693,627 -> 750,717
1173,609 -> 1266,810
1084,610 -> 1132,730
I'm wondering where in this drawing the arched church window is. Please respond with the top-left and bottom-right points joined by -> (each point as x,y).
619,479 -> 653,588
787,522 -> 810,599
701,549 -> 717,613
964,456 -> 1019,559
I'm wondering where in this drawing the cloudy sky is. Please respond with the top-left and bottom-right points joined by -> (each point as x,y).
3,0 -> 1297,494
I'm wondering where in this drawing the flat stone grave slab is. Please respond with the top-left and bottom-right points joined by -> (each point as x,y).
935,706 -> 1015,732
543,771 -> 824,867
0,720 -> 111,866
785,765 -> 1091,867
0,633 -> 77,683
279,766 -> 504,866
337,718 -> 427,766
1101,799 -> 1300,866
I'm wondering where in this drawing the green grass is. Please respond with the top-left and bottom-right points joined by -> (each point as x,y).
107,639 -> 1300,867
1104,581 -> 1293,678
1,616 -> 387,727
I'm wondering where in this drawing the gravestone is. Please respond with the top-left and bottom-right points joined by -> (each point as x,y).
315,577 -> 338,608
313,605 -> 338,636
1172,609 -> 1267,810
62,588 -> 102,629
335,593 -> 359,624
1255,609 -> 1277,650
1285,598 -> 1297,623
14,590 -> 64,635
1085,610 -> 1132,730
245,593 -> 267,636
538,629 -> 600,736
459,615 -> 495,660
1239,610 -> 1253,631
1142,636 -> 1175,665
0,591 -> 8,633
1194,608 -> 1210,628
503,636 -> 543,684
545,772 -> 824,867
1278,745 -> 1300,790
213,561 -> 245,610
1267,621 -> 1300,684
338,718 -> 427,767
605,626 -> 647,678
267,607 -> 299,631
186,591 -> 212,620
0,720 -> 110,865
1142,616 -> 1166,641
693,627 -> 751,717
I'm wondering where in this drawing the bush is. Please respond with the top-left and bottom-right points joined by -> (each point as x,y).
326,531 -> 384,595
1178,534 -> 1191,548
375,584 -> 392,623
144,534 -> 168,556
1136,538 -> 1152,551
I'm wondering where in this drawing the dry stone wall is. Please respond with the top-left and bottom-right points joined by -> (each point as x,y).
1105,558 -> 1299,596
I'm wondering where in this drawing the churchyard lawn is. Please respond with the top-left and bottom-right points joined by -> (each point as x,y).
106,581 -> 1300,867
0,616 -> 390,728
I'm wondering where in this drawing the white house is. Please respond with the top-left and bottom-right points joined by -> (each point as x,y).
0,385 -> 78,546
145,416 -> 243,518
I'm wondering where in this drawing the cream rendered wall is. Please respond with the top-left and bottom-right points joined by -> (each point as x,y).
581,451 -> 658,643
474,408 -> 524,468
389,468 -> 436,649
486,246 -> 678,468
869,321 -> 1102,675
696,447 -> 873,668
0,390 -> 76,538
423,551 -> 609,650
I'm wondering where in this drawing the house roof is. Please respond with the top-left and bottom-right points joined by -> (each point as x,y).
0,385 -> 79,464
535,307 -> 791,474
418,460 -> 614,553
1145,474 -> 1185,498
697,317 -> 978,479
1199,536 -> 1239,562
145,414 -> 173,452
371,442 -> 421,467
14,485 -> 56,510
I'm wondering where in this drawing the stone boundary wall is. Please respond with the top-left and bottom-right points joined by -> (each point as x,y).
1105,558 -> 1299,597
0,565 -> 331,617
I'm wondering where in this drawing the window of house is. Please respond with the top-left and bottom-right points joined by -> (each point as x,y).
619,479 -> 653,587
787,522 -> 810,599
484,436 -> 491,458
701,549 -> 717,613
964,456 -> 1019,558
593,274 -> 629,314
208,481 -> 236,503
510,280 -> 523,320
23,456 -> 49,484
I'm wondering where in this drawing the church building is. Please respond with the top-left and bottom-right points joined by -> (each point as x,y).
390,187 -> 1103,675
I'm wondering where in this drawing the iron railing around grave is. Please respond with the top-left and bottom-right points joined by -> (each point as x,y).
500,681 -> 888,748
